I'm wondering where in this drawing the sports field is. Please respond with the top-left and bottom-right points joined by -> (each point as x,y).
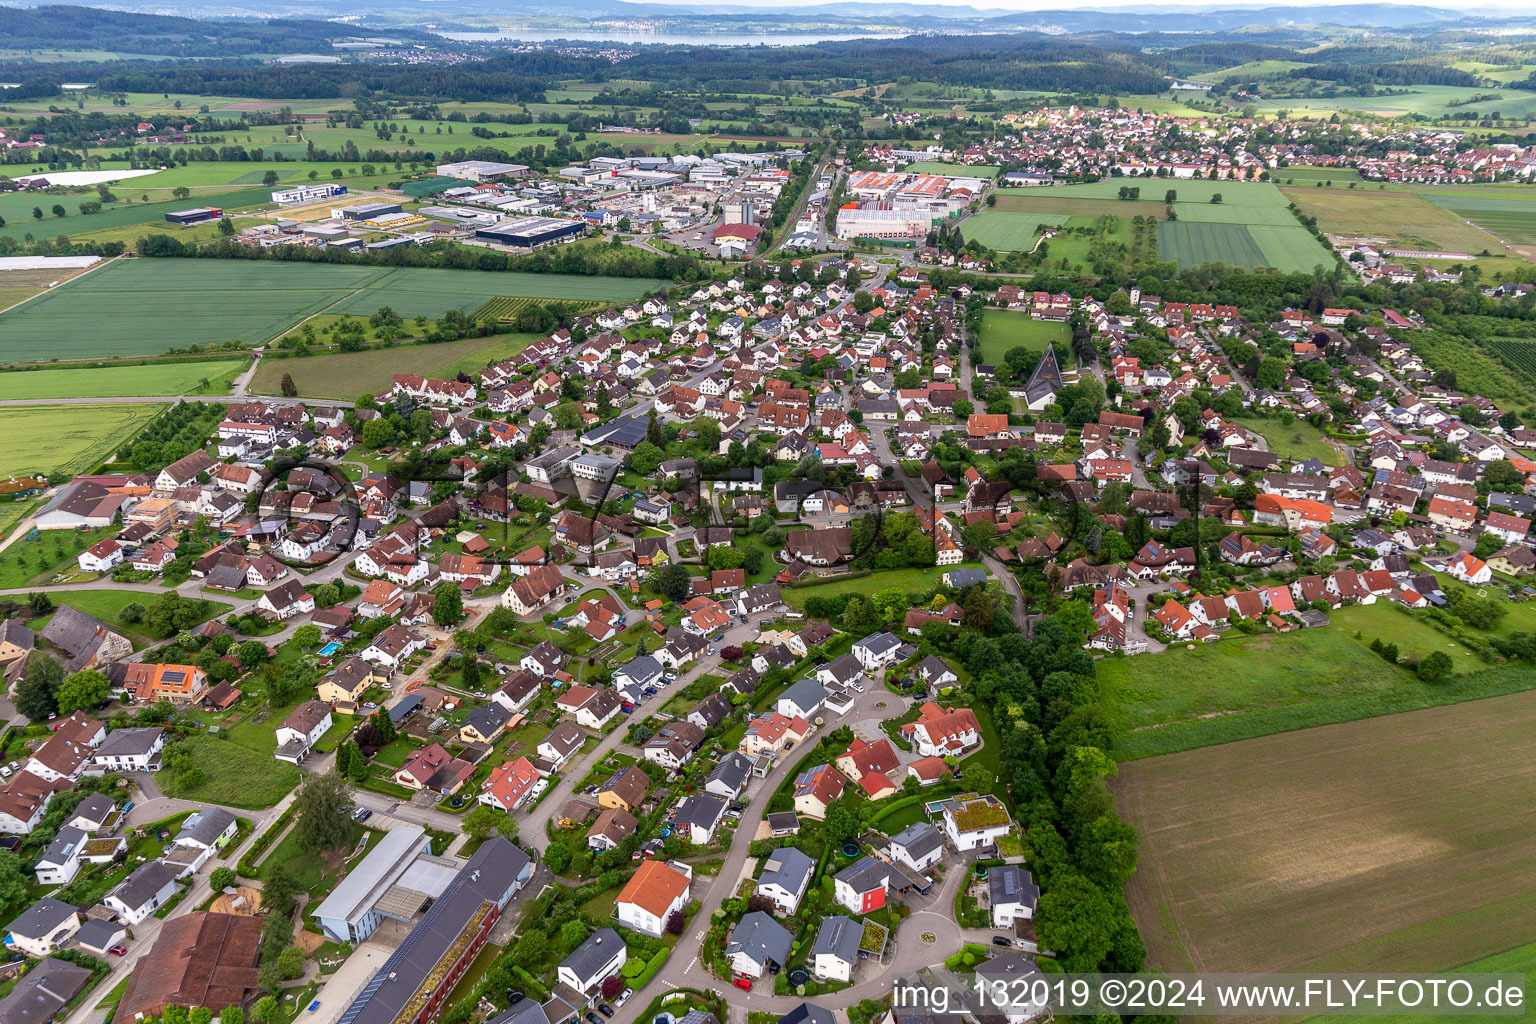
1118,690 -> 1536,977
1102,601 -> 1536,759
0,360 -> 247,399
0,403 -> 163,476
249,333 -> 538,400
0,259 -> 665,361
978,309 -> 1070,364
961,211 -> 1067,251
904,161 -> 999,178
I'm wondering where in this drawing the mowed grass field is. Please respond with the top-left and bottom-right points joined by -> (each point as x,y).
1118,690 -> 1536,977
978,309 -> 1070,365
1102,602 -> 1536,759
0,403 -> 163,476
0,359 -> 247,399
0,186 -> 276,244
1283,185 -> 1513,257
249,333 -> 538,400
961,211 -> 1067,251
0,259 -> 665,361
1314,941 -> 1536,1024
904,161 -> 999,178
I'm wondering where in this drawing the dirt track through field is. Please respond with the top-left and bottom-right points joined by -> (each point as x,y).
1116,690 -> 1536,976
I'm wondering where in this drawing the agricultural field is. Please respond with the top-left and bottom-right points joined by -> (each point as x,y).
0,259 -> 665,360
1192,59 -> 1310,82
249,333 -> 538,400
0,266 -> 96,312
1316,941 -> 1536,1024
1118,690 -> 1536,977
1157,222 -> 1266,269
1101,601 -> 1536,759
0,403 -> 163,477
1281,186 -> 1518,260
994,193 -> 1168,221
471,296 -> 608,323
0,360 -> 247,399
1251,84 -> 1536,119
978,310 -> 1070,365
1415,189 -> 1536,246
1483,337 -> 1536,392
961,211 -> 1067,251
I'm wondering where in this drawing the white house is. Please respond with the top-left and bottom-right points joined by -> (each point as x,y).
754,845 -> 816,915
725,912 -> 794,979
887,821 -> 946,874
77,538 -> 124,573
104,860 -> 181,926
2,898 -> 81,957
852,632 -> 903,672
941,793 -> 1012,853
273,700 -> 333,763
91,727 -> 165,773
810,916 -> 861,984
557,928 -> 628,996
615,860 -> 691,938
989,865 -> 1039,928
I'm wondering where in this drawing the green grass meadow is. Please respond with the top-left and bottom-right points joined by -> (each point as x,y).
0,359 -> 247,399
961,211 -> 1068,251
978,309 -> 1070,364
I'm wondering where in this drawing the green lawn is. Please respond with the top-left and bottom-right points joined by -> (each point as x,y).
158,734 -> 303,808
251,332 -> 538,401
1104,602 -> 1536,758
1310,940 -> 1536,1024
904,162 -> 999,178
961,211 -> 1067,252
31,590 -> 228,648
1232,415 -> 1343,466
0,529 -> 121,588
0,404 -> 163,477
782,563 -> 984,609
978,309 -> 1069,365
0,360 -> 248,399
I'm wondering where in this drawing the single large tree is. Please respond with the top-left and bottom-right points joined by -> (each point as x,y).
56,669 -> 111,715
292,770 -> 355,855
432,581 -> 464,626
14,658 -> 62,722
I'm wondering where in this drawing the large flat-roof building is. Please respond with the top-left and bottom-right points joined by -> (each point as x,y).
337,838 -> 533,1024
272,182 -> 347,205
164,207 -> 222,226
311,825 -> 440,944
333,201 -> 403,221
437,160 -> 530,183
475,216 -> 587,250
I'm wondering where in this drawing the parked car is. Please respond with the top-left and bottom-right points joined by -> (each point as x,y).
993,936 -> 1013,947
108,944 -> 128,956
598,1004 -> 614,1018
362,702 -> 378,710
733,978 -> 752,991
586,1013 -> 603,1024
425,642 -> 438,651
614,990 -> 633,1009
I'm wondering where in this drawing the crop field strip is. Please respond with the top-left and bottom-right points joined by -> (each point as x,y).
1416,192 -> 1536,246
471,296 -> 608,323
0,403 -> 163,477
248,332 -> 540,401
0,359 -> 248,399
1281,186 -> 1517,259
0,259 -> 666,361
1157,222 -> 1267,270
1118,690 -> 1536,978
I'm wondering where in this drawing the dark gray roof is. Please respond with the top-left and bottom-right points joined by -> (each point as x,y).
38,825 -> 88,868
945,568 -> 988,588
890,821 -> 944,861
488,1001 -> 553,1024
707,752 -> 752,792
914,655 -> 954,683
1024,344 -> 1064,405
338,838 -> 531,1024
94,727 -> 163,758
70,792 -> 116,826
779,676 -> 829,709
176,807 -> 236,848
109,860 -> 179,911
725,911 -> 793,968
976,950 -> 1045,984
779,1003 -> 836,1024
673,793 -> 726,829
0,956 -> 93,1024
465,704 -> 511,738
756,846 -> 815,895
559,927 -> 625,984
4,896 -> 78,939
39,604 -> 123,669
811,915 -> 861,963
855,631 -> 900,655
988,864 -> 1040,909
834,856 -> 889,893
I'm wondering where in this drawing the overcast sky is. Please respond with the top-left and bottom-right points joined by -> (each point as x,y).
632,0 -> 1520,9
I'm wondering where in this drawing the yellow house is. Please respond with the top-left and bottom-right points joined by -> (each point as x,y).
596,765 -> 650,813
317,657 -> 383,708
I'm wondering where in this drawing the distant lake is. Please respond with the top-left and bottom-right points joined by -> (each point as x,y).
439,28 -> 896,46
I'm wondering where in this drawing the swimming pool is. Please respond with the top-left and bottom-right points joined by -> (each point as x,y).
318,641 -> 342,657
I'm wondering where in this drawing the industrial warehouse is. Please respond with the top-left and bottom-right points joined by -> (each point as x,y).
473,215 -> 587,250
